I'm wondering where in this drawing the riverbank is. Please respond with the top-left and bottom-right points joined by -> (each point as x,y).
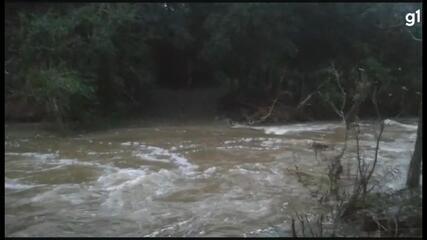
5,84 -> 420,133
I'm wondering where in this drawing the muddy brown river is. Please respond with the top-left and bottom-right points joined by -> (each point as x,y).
5,119 -> 419,237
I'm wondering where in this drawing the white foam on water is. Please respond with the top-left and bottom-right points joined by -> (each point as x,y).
87,151 -> 119,156
56,158 -> 107,167
134,145 -> 172,163
193,167 -> 218,179
29,158 -> 118,174
5,152 -> 58,160
222,137 -> 283,151
242,138 -> 254,142
204,167 -> 217,176
171,154 -> 198,173
229,166 -> 256,175
94,156 -> 215,213
30,184 -> 91,205
134,144 -> 198,173
177,143 -> 199,150
379,145 -> 410,153
384,180 -> 406,191
5,152 -> 21,156
384,119 -> 418,130
230,123 -> 250,129
97,168 -> 180,210
96,168 -> 148,191
233,123 -> 340,135
260,138 -> 283,150
4,152 -> 89,173
121,142 -> 132,146
408,133 -> 417,140
360,133 -> 375,139
5,178 -> 44,190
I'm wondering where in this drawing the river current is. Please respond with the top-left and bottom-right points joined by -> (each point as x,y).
5,119 -> 418,237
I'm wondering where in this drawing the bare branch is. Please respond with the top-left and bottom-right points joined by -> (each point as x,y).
405,28 -> 422,42
304,214 -> 316,237
330,62 -> 347,113
245,97 -> 279,125
376,21 -> 421,42
319,214 -> 323,237
368,211 -> 389,232
298,215 -> 305,237
366,90 -> 385,182
296,92 -> 315,110
367,122 -> 385,182
394,216 -> 399,237
291,217 -> 297,237
354,124 -> 363,180
296,81 -> 328,110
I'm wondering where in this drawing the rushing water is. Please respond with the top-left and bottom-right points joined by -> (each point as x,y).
5,118 -> 419,237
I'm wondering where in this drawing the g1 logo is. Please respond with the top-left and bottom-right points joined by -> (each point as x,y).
405,9 -> 421,27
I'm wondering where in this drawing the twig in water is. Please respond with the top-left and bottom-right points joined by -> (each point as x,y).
304,214 -> 316,237
291,217 -> 297,237
319,214 -> 324,237
393,216 -> 399,237
297,214 -> 305,237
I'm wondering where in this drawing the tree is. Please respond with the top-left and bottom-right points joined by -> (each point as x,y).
5,3 -> 422,124
407,105 -> 422,189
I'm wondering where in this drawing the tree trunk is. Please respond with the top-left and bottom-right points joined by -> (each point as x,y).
187,60 -> 193,88
406,105 -> 422,189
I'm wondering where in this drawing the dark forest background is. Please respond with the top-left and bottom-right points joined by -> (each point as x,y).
5,3 -> 422,126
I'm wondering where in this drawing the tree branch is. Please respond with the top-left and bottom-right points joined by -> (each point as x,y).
405,28 -> 422,42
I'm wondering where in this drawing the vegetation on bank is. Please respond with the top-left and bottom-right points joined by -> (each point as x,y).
282,49 -> 422,237
5,3 -> 422,126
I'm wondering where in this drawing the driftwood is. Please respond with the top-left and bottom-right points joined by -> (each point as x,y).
244,97 -> 279,125
296,80 -> 328,110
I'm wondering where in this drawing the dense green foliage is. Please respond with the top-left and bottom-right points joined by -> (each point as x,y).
5,3 -> 422,124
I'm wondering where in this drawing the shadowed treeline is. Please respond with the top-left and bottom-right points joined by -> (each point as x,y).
5,3 -> 422,126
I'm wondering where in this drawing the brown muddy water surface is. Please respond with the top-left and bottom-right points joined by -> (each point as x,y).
5,119 -> 419,237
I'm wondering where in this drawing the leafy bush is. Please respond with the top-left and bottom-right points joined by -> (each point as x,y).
27,65 -> 95,122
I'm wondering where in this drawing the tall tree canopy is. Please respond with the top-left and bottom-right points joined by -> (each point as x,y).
5,2 -> 422,123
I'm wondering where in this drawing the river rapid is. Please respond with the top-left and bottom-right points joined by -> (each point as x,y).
5,118 -> 419,237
